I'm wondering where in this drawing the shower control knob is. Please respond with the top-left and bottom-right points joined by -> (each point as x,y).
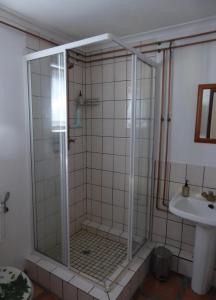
69,138 -> 76,143
1,192 -> 10,214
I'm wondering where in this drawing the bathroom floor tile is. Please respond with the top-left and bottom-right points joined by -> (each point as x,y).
132,290 -> 152,300
36,293 -> 60,300
181,287 -> 216,300
140,273 -> 185,300
33,282 -> 45,298
133,273 -> 216,300
33,283 -> 60,300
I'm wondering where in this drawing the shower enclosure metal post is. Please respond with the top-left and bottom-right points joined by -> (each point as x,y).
27,60 -> 38,251
128,54 -> 137,260
59,50 -> 70,266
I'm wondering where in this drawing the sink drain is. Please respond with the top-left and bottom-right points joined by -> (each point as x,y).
82,249 -> 91,255
208,204 -> 214,209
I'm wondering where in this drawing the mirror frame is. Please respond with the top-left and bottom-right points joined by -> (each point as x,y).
194,83 -> 216,144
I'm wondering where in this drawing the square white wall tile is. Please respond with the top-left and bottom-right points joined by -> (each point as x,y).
113,189 -> 125,207
103,154 -> 114,171
115,61 -> 126,81
53,267 -> 75,282
103,101 -> 114,118
113,173 -> 125,190
70,275 -> 94,293
115,101 -> 127,119
25,261 -> 38,282
90,287 -> 109,300
114,120 -> 126,137
204,166 -> 216,189
186,164 -> 204,186
50,274 -> 63,298
102,171 -> 113,188
115,81 -> 127,100
103,63 -> 114,82
78,290 -> 94,300
102,203 -> 112,221
178,258 -> 192,278
91,65 -> 102,83
170,162 -> 186,183
167,220 -> 182,242
37,267 -> 50,290
113,206 -> 124,224
102,187 -> 113,204
103,137 -> 114,154
103,82 -> 114,100
114,138 -> 126,155
182,224 -> 195,245
63,281 -> 77,300
103,119 -> 114,136
152,217 -> 166,237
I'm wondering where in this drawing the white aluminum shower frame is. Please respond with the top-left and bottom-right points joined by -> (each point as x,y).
25,33 -> 157,66
25,32 -> 158,269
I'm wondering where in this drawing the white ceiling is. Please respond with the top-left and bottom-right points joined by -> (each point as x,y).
1,0 -> 216,39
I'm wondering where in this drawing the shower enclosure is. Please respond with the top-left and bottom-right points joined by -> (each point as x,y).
26,34 -> 156,289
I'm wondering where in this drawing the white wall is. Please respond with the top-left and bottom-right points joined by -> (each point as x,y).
0,25 -> 32,269
170,42 -> 216,167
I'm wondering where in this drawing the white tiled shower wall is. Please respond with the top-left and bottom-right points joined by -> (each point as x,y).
68,59 -> 87,234
67,50 -> 156,244
85,56 -> 133,232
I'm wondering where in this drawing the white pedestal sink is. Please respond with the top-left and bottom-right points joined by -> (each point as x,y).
169,193 -> 216,295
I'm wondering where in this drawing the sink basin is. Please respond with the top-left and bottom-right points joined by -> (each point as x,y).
169,193 -> 216,226
169,193 -> 216,295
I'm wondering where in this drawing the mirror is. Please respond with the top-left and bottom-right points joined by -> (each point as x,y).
195,84 -> 216,143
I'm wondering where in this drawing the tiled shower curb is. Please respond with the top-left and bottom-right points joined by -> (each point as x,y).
25,242 -> 155,300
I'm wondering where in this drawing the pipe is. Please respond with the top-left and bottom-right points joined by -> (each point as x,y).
0,20 -> 85,59
135,28 -> 216,49
156,50 -> 166,210
0,20 -> 59,46
84,36 -> 216,64
2,18 -> 216,63
85,29 -> 216,58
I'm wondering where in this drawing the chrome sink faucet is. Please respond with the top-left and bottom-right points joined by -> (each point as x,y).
201,191 -> 216,202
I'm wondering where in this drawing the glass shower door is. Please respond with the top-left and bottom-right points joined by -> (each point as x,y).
130,56 -> 155,255
28,52 -> 69,265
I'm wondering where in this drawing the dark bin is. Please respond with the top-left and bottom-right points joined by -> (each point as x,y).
152,246 -> 172,282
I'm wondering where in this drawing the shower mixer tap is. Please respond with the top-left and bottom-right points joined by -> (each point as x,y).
69,138 -> 76,143
0,192 -> 10,213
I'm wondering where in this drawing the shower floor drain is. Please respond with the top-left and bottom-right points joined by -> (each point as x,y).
82,249 -> 91,255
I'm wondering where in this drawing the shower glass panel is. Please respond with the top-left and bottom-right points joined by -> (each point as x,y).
132,57 -> 155,255
28,53 -> 68,265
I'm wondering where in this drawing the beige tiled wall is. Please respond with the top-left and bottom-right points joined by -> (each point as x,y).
85,55 -> 132,231
84,53 -> 155,243
152,161 -> 216,257
68,59 -> 87,235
